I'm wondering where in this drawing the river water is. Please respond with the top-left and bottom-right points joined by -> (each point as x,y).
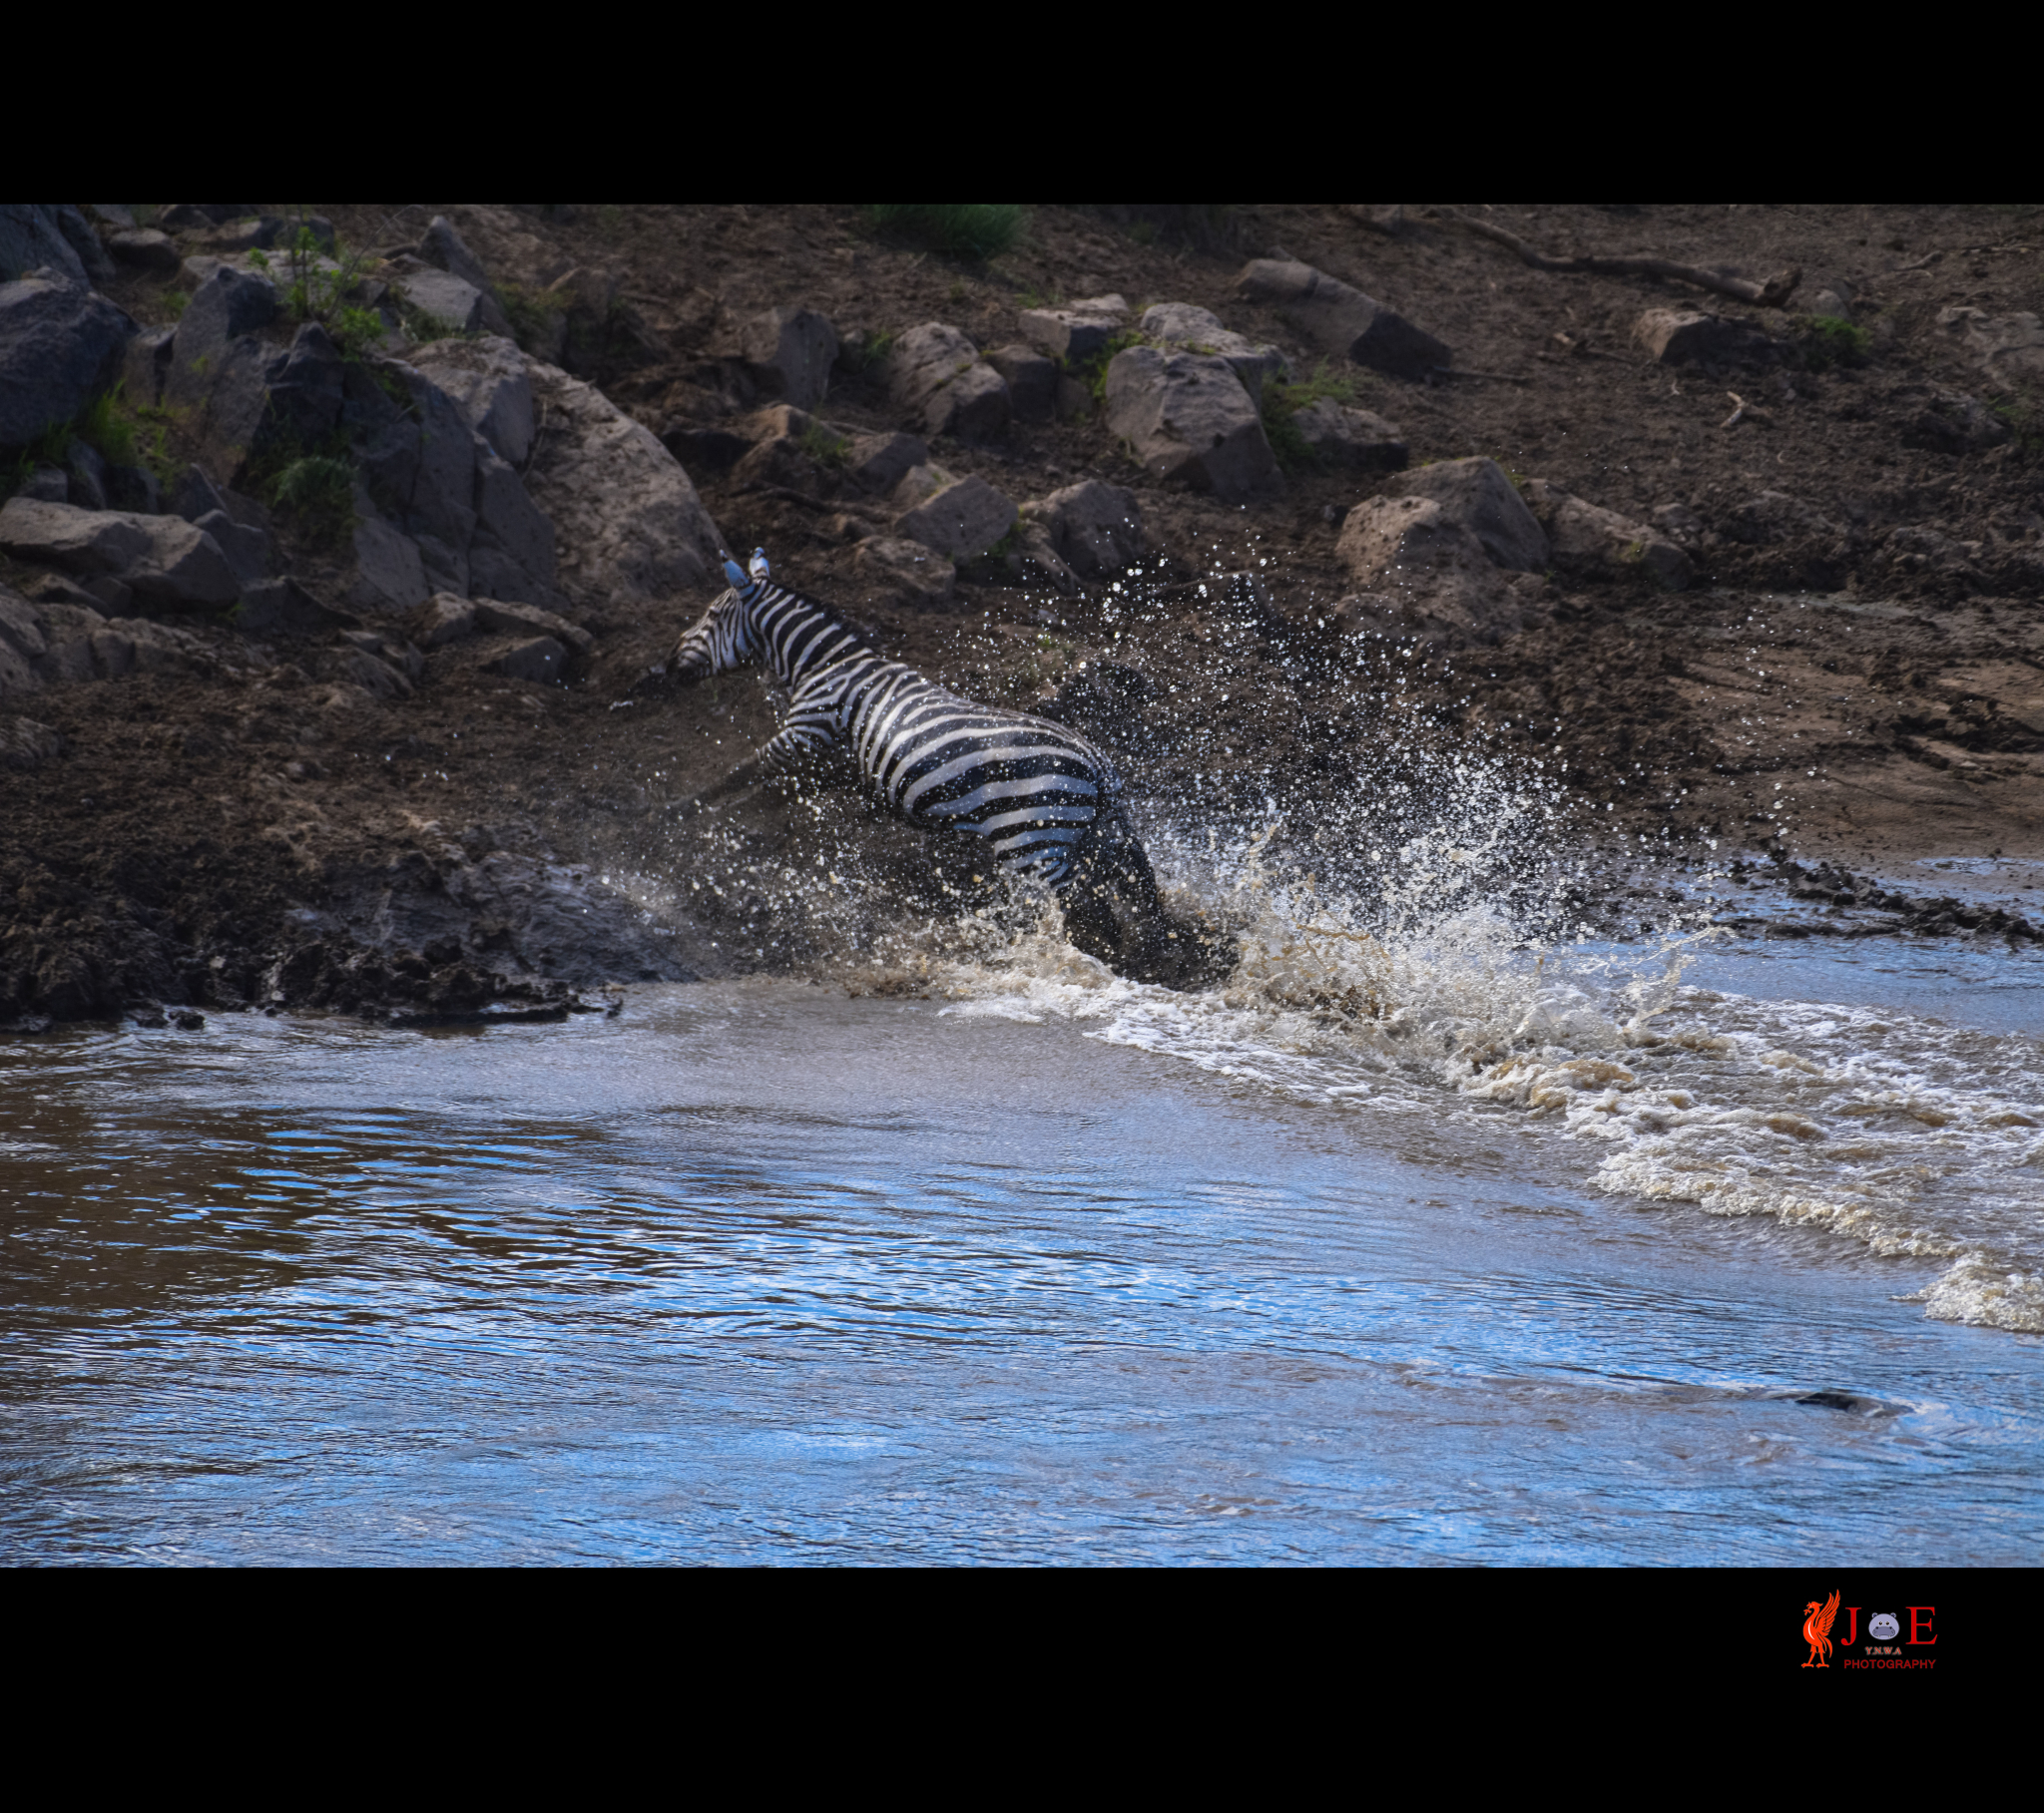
4,908 -> 2041,1565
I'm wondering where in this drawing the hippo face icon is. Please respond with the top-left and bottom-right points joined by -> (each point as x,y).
1868,1612 -> 1900,1641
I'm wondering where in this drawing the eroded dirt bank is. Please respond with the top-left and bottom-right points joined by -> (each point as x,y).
4,203 -> 2041,1029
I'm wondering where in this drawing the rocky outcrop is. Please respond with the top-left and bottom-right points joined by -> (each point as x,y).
0,270 -> 134,449
887,323 -> 1011,442
521,356 -> 724,621
1236,259 -> 1448,378
1103,347 -> 1281,503
1935,306 -> 2044,386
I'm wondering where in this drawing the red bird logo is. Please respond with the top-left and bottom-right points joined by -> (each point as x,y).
1802,1590 -> 1841,1667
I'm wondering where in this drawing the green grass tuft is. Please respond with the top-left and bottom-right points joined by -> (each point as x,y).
865,205 -> 1025,262
1794,313 -> 1872,370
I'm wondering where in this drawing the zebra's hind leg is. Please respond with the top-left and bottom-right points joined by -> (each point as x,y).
1061,805 -> 1236,990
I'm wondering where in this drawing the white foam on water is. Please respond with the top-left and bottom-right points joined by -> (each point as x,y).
919,759 -> 2044,1335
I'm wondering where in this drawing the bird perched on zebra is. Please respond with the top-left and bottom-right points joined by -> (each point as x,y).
669,549 -> 1228,988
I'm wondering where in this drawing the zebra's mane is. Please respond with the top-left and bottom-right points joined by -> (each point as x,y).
757,580 -> 879,658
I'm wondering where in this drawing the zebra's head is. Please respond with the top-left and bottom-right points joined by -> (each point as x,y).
671,554 -> 761,680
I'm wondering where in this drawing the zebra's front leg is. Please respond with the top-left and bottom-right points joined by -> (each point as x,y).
675,726 -> 821,819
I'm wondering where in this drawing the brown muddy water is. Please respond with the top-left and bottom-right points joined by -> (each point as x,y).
3,920 -> 2041,1566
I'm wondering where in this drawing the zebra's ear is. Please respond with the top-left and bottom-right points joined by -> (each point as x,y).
749,547 -> 771,583
722,554 -> 749,589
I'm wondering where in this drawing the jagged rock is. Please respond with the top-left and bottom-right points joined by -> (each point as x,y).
1103,346 -> 1282,503
488,636 -> 567,683
521,356 -> 725,618
1287,397 -> 1407,470
470,440 -> 558,606
0,714 -> 62,767
0,269 -> 133,449
192,507 -> 270,584
16,468 -> 66,502
99,616 -> 208,676
1523,480 -> 1692,590
107,228 -> 181,273
1633,308 -> 1772,364
0,632 -> 34,698
335,643 -> 412,698
344,515 -> 429,612
740,305 -> 837,411
844,429 -> 928,495
237,577 -> 351,637
1016,294 -> 1129,362
406,334 -> 534,466
890,462 -> 954,512
1137,302 -> 1287,396
0,586 -> 48,661
1235,259 -> 1448,378
1378,457 -> 1548,570
855,536 -> 957,607
1010,521 -> 1078,593
1019,479 -> 1145,580
0,206 -> 89,284
171,263 -> 277,376
0,497 -> 239,606
411,592 -> 477,647
396,267 -> 487,333
472,596 -> 593,654
895,474 -> 1017,562
984,345 -> 1056,421
887,323 -> 1011,442
23,599 -> 105,682
1935,307 -> 2044,385
1334,497 -> 1547,646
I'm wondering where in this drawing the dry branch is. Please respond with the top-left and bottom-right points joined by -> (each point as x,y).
1431,208 -> 1802,309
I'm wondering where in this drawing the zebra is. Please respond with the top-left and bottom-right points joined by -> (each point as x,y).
669,549 -> 1228,987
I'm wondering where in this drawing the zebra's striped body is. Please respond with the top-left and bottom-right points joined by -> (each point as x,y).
672,552 -> 1220,985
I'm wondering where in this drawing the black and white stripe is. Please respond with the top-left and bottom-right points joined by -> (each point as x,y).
672,553 -> 1212,983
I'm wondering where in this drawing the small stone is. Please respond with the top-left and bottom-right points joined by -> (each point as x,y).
843,430 -> 928,495
396,267 -> 485,333
983,345 -> 1056,421
487,635 -> 567,683
1523,480 -> 1693,590
1236,259 -> 1448,378
107,227 -> 183,272
894,474 -> 1017,562
411,592 -> 477,648
1632,308 -> 1771,364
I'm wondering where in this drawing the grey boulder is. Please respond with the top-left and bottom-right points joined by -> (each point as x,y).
1020,479 -> 1145,580
1334,498 -> 1546,646
895,474 -> 1017,562
1137,302 -> 1287,397
1935,307 -> 2044,385
488,636 -> 567,683
1236,259 -> 1448,378
1378,458 -> 1548,571
0,270 -> 134,449
396,267 -> 487,334
844,429 -> 928,495
855,536 -> 957,608
411,593 -> 477,647
1017,294 -> 1129,362
888,323 -> 1012,442
0,497 -> 239,606
1103,346 -> 1282,503
740,305 -> 838,411
108,228 -> 183,272
1632,309 -> 1772,365
984,345 -> 1057,421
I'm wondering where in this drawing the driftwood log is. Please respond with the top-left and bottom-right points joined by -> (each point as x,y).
1428,208 -> 1802,309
